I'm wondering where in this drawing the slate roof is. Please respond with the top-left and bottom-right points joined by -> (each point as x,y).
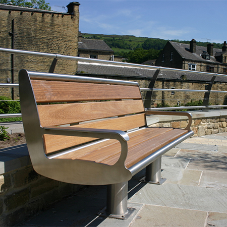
77,62 -> 227,83
169,41 -> 222,64
78,39 -> 114,53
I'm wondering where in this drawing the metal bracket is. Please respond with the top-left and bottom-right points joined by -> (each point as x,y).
144,69 -> 160,108
203,75 -> 216,107
49,57 -> 58,73
99,207 -> 136,220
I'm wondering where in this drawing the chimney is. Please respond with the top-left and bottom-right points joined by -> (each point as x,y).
67,2 -> 80,15
190,39 -> 196,53
222,41 -> 227,52
207,43 -> 213,56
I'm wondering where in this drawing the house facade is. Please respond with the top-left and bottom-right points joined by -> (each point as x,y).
78,35 -> 114,61
0,2 -> 80,98
156,39 -> 227,74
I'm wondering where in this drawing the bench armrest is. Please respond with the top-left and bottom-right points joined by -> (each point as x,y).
42,126 -> 129,141
145,110 -> 192,131
42,126 -> 129,166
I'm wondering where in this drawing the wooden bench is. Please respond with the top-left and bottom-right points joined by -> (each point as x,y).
19,69 -> 194,219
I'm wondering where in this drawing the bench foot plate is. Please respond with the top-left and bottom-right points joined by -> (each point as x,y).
139,176 -> 166,185
99,207 -> 136,220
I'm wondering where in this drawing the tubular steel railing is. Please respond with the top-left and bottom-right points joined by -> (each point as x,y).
1,47 -> 227,119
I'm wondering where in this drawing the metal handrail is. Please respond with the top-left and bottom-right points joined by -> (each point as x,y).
1,47 -> 227,119
1,47 -> 227,78
140,88 -> 227,93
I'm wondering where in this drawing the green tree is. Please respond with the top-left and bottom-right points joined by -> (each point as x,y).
126,48 -> 161,64
0,0 -> 51,10
142,38 -> 167,50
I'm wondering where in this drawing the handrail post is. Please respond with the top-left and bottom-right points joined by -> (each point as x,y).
144,69 -> 160,108
202,75 -> 216,111
49,57 -> 58,73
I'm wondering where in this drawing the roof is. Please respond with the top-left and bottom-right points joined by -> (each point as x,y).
169,41 -> 222,64
77,62 -> 227,83
78,39 -> 114,53
0,3 -> 66,14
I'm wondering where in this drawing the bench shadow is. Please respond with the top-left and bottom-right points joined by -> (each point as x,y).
17,169 -> 148,227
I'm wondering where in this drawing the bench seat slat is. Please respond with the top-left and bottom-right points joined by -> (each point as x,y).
44,113 -> 146,154
53,127 -> 166,160
31,80 -> 141,103
53,128 -> 187,168
38,100 -> 144,127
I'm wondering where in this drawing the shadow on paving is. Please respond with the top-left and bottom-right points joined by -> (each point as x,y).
16,170 -> 147,227
176,152 -> 227,172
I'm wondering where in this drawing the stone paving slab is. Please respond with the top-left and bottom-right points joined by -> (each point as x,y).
162,156 -> 189,169
130,205 -> 207,227
129,183 -> 227,213
163,168 -> 202,186
207,212 -> 227,227
163,148 -> 180,157
200,170 -> 227,189
187,155 -> 227,172
176,142 -> 218,152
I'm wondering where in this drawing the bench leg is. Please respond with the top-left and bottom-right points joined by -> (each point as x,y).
145,156 -> 165,184
106,181 -> 128,219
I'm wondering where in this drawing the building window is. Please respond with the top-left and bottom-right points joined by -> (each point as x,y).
90,55 -> 97,59
223,68 -> 227,74
207,66 -> 214,72
170,52 -> 173,61
162,54 -> 165,62
188,63 -> 196,71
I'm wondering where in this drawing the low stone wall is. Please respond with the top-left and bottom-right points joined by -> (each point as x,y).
149,110 -> 227,137
0,145 -> 82,226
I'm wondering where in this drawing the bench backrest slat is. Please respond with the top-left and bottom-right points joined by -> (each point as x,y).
27,76 -> 146,155
31,80 -> 141,103
44,113 -> 146,154
38,100 -> 144,127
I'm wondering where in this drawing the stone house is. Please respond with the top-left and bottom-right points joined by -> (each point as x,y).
0,2 -> 80,98
78,35 -> 114,61
156,39 -> 227,74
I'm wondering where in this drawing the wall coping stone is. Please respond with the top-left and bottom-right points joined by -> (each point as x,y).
147,110 -> 227,124
0,144 -> 30,175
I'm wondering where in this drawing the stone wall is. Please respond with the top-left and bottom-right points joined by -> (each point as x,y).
135,79 -> 227,107
150,113 -> 227,137
0,3 -> 80,99
0,161 -> 81,226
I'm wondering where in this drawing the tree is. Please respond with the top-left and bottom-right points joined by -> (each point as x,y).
0,0 -> 51,10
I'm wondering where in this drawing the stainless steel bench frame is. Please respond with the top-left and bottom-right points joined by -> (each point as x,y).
19,70 -> 194,219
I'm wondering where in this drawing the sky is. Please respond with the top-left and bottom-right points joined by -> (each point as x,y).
48,0 -> 226,44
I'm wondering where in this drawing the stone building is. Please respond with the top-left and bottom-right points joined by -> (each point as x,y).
0,2 -> 80,99
156,39 -> 227,74
78,36 -> 114,61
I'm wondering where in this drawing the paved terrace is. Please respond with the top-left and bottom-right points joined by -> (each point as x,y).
14,132 -> 227,227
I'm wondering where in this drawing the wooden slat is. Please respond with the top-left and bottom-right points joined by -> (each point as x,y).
77,128 -> 174,165
75,128 -> 172,164
57,128 -> 187,168
44,113 -> 146,154
38,100 -> 144,127
54,125 -> 158,160
31,80 -> 141,103
102,128 -> 187,167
